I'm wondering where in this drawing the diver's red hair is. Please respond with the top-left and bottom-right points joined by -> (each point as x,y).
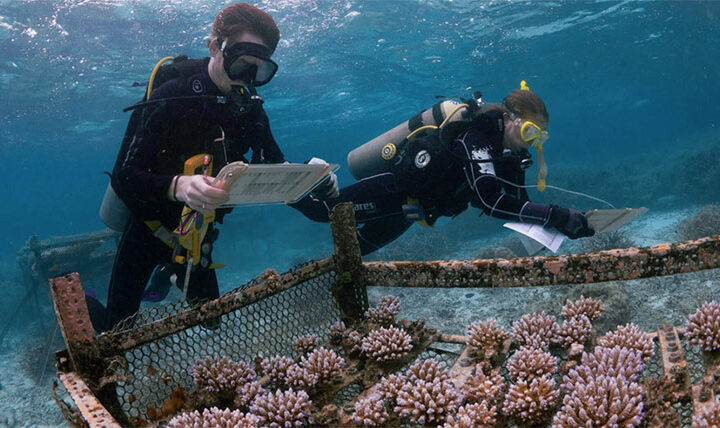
212,3 -> 280,54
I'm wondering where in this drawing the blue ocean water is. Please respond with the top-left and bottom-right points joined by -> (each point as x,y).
1,0 -> 718,257
0,0 -> 719,425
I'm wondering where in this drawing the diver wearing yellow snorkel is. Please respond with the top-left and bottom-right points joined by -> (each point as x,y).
292,82 -> 595,255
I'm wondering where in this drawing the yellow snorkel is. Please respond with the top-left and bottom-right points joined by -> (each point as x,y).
520,80 -> 547,192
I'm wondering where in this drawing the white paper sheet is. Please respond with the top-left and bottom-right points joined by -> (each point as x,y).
503,222 -> 565,253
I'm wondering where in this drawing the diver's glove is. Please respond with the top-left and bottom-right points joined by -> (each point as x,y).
307,157 -> 339,199
547,205 -> 595,239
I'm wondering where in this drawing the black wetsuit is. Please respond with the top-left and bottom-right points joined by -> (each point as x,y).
292,110 -> 553,255
87,57 -> 284,332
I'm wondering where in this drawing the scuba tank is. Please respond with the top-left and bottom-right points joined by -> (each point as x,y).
347,94 -> 483,180
99,181 -> 131,232
99,56 -> 183,232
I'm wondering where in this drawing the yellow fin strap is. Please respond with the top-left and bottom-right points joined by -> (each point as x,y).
520,80 -> 530,91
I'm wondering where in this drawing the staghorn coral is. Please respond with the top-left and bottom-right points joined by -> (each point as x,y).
234,380 -> 265,409
582,230 -> 636,252
584,347 -> 644,382
328,321 -> 346,343
365,295 -> 401,326
692,398 -> 720,428
284,363 -> 319,391
597,323 -> 655,363
345,330 -> 364,354
351,394 -> 390,427
300,347 -> 345,384
259,355 -> 295,386
466,319 -> 509,356
391,358 -> 460,425
361,326 -> 413,363
562,347 -> 644,394
677,204 -> 720,241
394,377 -> 462,425
250,388 -> 313,428
556,314 -> 593,347
189,356 -> 256,394
406,358 -> 449,383
552,374 -> 644,428
440,401 -> 497,428
506,347 -> 558,381
167,407 -> 259,428
511,312 -> 560,351
376,374 -> 407,406
562,295 -> 604,322
502,376 -> 559,425
685,301 -> 720,351
292,334 -> 319,354
463,367 -> 505,406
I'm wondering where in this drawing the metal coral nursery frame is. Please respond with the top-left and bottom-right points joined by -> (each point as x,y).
48,203 -> 720,427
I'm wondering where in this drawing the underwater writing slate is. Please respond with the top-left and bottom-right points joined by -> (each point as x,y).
214,161 -> 338,207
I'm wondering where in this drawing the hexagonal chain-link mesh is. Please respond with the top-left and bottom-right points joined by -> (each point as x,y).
111,270 -> 341,421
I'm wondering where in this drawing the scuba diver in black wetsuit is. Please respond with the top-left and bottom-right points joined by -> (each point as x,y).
88,3 -> 338,332
292,84 -> 595,255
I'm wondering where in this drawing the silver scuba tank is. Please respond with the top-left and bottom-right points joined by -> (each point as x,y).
99,182 -> 130,232
347,98 -> 479,180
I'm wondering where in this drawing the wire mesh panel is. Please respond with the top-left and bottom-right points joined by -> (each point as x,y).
111,270 -> 341,421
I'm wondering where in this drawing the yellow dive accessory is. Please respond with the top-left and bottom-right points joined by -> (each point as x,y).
146,56 -> 176,101
512,117 -> 548,192
174,154 -> 215,266
513,80 -> 549,192
381,143 -> 397,160
405,103 -> 470,141
519,120 -> 550,145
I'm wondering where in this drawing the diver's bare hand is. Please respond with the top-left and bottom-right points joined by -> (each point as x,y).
174,175 -> 229,214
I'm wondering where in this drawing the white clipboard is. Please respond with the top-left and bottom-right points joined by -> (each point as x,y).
213,161 -> 339,207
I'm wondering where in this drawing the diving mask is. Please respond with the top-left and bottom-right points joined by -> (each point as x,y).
508,111 -> 549,146
219,40 -> 278,86
519,120 -> 549,146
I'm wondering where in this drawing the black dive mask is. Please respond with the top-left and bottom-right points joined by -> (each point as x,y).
219,40 -> 278,86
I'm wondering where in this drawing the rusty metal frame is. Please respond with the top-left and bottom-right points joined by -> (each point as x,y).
94,258 -> 335,357
329,202 -> 368,323
56,371 -> 122,428
47,205 -> 720,427
364,235 -> 720,288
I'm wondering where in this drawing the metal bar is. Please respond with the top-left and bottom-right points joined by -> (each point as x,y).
364,235 -> 720,288
58,371 -> 122,428
95,257 -> 335,355
448,346 -> 476,391
439,334 -> 467,344
656,324 -> 689,389
49,273 -> 97,370
18,230 -> 118,254
329,202 -> 368,323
